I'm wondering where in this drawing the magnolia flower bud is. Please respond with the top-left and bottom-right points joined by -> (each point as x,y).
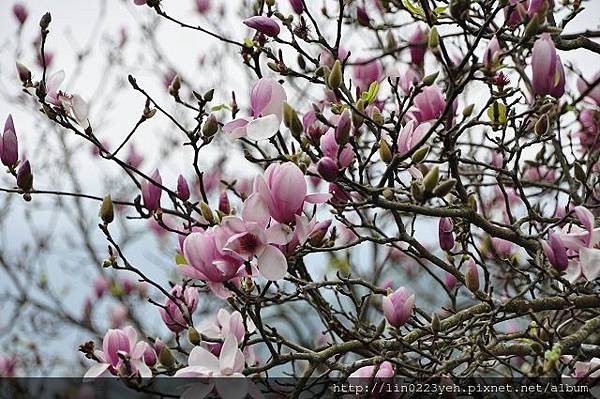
422,72 -> 439,86
158,346 -> 175,369
289,0 -> 304,14
534,114 -> 550,136
428,27 -> 439,48
187,327 -> 201,346
423,165 -> 440,193
202,114 -> 219,137
16,62 -> 31,84
1,115 -> 18,167
541,231 -> 568,272
411,146 -> 429,164
445,272 -> 458,290
243,16 -> 281,37
356,6 -> 371,26
465,259 -> 480,293
308,220 -> 332,247
218,191 -> 231,215
328,60 -> 343,91
382,287 -> 415,328
177,175 -> 190,201
317,157 -> 339,182
39,12 -> 51,31
438,217 -> 455,251
371,107 -> 384,126
352,99 -> 365,127
335,110 -> 351,145
142,170 -> 162,212
99,195 -> 114,224
200,201 -> 214,223
379,139 -> 393,163
16,160 -> 33,192
168,74 -> 181,97
463,104 -> 475,117
283,102 -> 303,138
13,4 -> 28,25
431,313 -> 441,333
411,181 -> 425,203
433,179 -> 457,197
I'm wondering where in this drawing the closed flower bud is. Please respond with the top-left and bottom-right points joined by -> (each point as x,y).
202,114 -> 219,137
445,272 -> 458,290
438,217 -> 455,251
177,175 -> 190,201
371,107 -> 384,126
379,139 -> 393,163
317,157 -> 339,182
356,6 -> 371,26
289,0 -> 304,14
433,178 -> 457,197
465,259 -> 480,293
13,4 -> 28,25
431,313 -> 441,333
462,104 -> 475,117
39,12 -> 51,31
141,170 -> 162,211
1,115 -> 19,167
534,114 -> 550,136
203,88 -> 214,101
411,181 -> 425,203
382,287 -> 415,327
99,195 -> 114,224
411,146 -> 429,164
352,99 -> 365,127
423,165 -> 440,192
187,327 -> 201,346
16,62 -> 31,84
158,346 -> 175,369
16,160 -> 33,192
243,16 -> 281,37
168,74 -> 181,97
428,27 -> 439,48
218,191 -> 231,215
422,72 -> 439,86
283,102 -> 303,138
200,201 -> 214,223
328,60 -> 343,91
335,110 -> 351,145
308,219 -> 332,247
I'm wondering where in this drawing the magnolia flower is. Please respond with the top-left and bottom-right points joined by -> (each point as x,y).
349,361 -> 394,379
252,162 -> 331,224
43,70 -> 90,128
353,58 -> 383,91
1,115 -> 18,167
195,0 -> 211,13
504,0 -> 529,26
395,67 -> 421,95
159,285 -> 200,333
134,0 -> 146,5
223,78 -> 287,141
531,33 -> 565,98
555,206 -> 600,282
177,175 -> 190,201
126,145 -> 144,168
396,120 -> 431,156
289,0 -> 304,14
409,86 -> 446,122
217,194 -> 293,280
438,217 -> 454,251
84,326 -> 154,379
382,287 -> 415,327
141,169 -> 162,211
200,308 -> 256,362
523,165 -> 556,183
13,4 -> 28,25
181,228 -> 245,284
408,25 -> 427,66
577,71 -> 600,107
483,35 -> 502,68
542,230 -> 568,272
577,109 -> 600,151
93,276 -> 109,298
243,16 -> 280,37
320,128 -> 354,169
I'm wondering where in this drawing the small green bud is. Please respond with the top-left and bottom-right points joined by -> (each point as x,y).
524,14 -> 541,38
428,27 -> 439,48
203,89 -> 215,102
534,114 -> 550,136
422,72 -> 439,86
39,12 -> 52,31
431,313 -> 441,333
352,99 -> 366,127
158,346 -> 175,369
283,102 -> 303,138
328,60 -> 343,90
411,146 -> 430,164
371,107 -> 384,126
423,165 -> 440,193
187,327 -> 201,346
202,114 -> 219,137
379,139 -> 393,163
200,201 -> 214,223
433,179 -> 457,197
411,181 -> 425,203
574,162 -> 586,183
99,195 -> 114,224
462,104 -> 475,117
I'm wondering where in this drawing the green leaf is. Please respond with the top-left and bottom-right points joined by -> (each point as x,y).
211,104 -> 231,112
402,0 -> 425,17
433,6 -> 447,15
175,252 -> 187,265
364,81 -> 380,104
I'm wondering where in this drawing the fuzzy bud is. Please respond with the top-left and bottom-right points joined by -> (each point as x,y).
379,139 -> 393,163
465,259 -> 480,293
423,165 -> 440,193
335,110 -> 352,146
202,114 -> 219,137
317,157 -> 339,182
16,160 -> 33,192
177,175 -> 190,201
328,60 -> 343,91
99,195 -> 114,224
283,102 -> 303,138
187,327 -> 201,346
158,346 -> 175,369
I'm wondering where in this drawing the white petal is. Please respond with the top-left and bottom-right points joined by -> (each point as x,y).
580,247 -> 600,281
71,94 -> 90,129
83,363 -> 110,380
257,245 -> 287,280
188,346 -> 220,372
219,335 -> 239,373
132,359 -> 152,378
245,115 -> 280,141
265,223 -> 293,245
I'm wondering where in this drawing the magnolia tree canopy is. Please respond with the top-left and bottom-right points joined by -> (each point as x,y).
1,0 -> 600,396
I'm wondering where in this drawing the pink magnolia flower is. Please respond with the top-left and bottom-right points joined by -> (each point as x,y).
126,145 -> 144,168
159,285 -> 200,333
223,78 -> 287,141
577,109 -> 600,151
141,169 -> 162,211
93,276 -> 109,298
504,0 -> 529,26
43,70 -> 90,128
320,128 -> 354,169
1,114 -> 18,167
84,326 -> 153,379
289,0 -> 304,14
531,33 -> 565,98
0,354 -> 17,377
217,194 -> 293,280
438,217 -> 455,251
181,228 -> 245,283
394,67 -> 421,95
13,4 -> 28,25
483,35 -> 502,69
353,58 -> 383,92
349,361 -> 394,379
243,16 -> 280,37
110,304 -> 128,327
321,47 -> 349,68
528,0 -> 551,17
382,287 -> 415,327
199,308 -> 256,361
177,175 -> 190,201
396,120 -> 432,156
542,230 -> 568,272
195,0 -> 211,13
445,272 -> 458,290
490,237 -> 513,258
410,86 -> 447,123
577,71 -> 600,107
523,165 -> 556,183
134,0 -> 146,5
555,206 -> 600,282
408,25 -> 427,66
354,59 -> 383,91
252,162 -> 331,225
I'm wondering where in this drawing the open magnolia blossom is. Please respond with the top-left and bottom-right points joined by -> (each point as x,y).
84,326 -> 154,379
223,78 -> 286,141
44,70 -> 90,129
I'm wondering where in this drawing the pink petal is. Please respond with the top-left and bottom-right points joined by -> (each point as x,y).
189,346 -> 220,372
265,223 -> 293,245
257,245 -> 287,280
242,193 -> 270,228
219,335 -> 239,372
304,193 -> 332,204
245,115 -> 280,141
